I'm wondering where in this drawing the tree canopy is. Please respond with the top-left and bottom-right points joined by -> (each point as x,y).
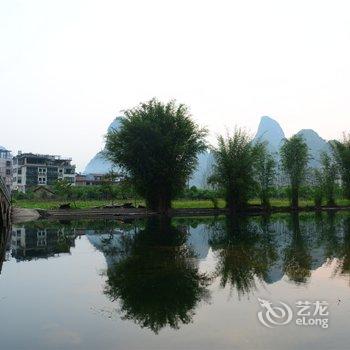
331,133 -> 350,199
105,99 -> 207,213
280,135 -> 309,209
209,129 -> 263,213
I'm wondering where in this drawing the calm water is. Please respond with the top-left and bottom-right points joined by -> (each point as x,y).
1,212 -> 350,350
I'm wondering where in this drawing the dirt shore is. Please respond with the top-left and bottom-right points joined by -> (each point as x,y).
11,205 -> 350,223
12,207 -> 41,223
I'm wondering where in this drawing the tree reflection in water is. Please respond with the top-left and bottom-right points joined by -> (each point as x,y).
334,216 -> 350,277
282,213 -> 312,284
208,215 -> 278,298
102,216 -> 210,333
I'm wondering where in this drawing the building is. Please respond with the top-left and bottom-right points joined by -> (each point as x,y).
0,147 -> 12,191
75,173 -> 123,186
75,173 -> 107,186
12,152 -> 76,193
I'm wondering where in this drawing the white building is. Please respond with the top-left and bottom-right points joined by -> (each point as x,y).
0,147 -> 12,191
12,152 -> 76,193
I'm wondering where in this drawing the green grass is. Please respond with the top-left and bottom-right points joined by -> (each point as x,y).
13,199 -> 144,210
13,197 -> 350,210
172,199 -> 226,209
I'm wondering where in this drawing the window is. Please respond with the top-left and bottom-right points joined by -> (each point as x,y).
6,169 -> 11,175
6,161 -> 11,167
38,177 -> 46,184
18,168 -> 22,175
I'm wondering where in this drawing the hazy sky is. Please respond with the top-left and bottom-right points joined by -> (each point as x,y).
1,0 -> 350,171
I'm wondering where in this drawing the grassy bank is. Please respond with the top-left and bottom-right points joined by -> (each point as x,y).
13,198 -> 350,210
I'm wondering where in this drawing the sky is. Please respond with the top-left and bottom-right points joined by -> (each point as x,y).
1,0 -> 350,171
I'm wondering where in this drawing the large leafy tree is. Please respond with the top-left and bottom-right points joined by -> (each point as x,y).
209,129 -> 263,213
254,144 -> 276,210
331,133 -> 350,199
105,99 -> 207,213
314,152 -> 338,206
280,135 -> 309,209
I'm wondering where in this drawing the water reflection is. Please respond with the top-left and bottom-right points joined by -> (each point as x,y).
208,215 -> 278,297
282,213 -> 312,284
0,225 -> 10,274
100,217 -> 211,333
11,225 -> 76,261
4,212 -> 350,334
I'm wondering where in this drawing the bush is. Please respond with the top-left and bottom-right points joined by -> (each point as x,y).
313,187 -> 323,208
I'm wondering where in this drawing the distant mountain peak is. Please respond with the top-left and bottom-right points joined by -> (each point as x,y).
84,116 -> 123,174
298,128 -> 319,135
107,116 -> 124,133
296,129 -> 330,167
254,116 -> 285,152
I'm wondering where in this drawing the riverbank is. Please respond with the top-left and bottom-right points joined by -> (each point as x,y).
11,202 -> 350,223
13,198 -> 350,210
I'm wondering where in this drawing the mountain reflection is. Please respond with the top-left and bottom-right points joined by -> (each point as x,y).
5,212 -> 350,331
100,217 -> 211,333
208,215 -> 278,297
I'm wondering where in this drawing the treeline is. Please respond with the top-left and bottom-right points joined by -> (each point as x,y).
103,98 -> 350,213
14,99 -> 350,214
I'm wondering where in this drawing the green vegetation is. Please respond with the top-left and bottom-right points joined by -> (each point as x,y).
209,129 -> 263,213
254,144 -> 276,210
9,96 -> 350,214
105,98 -> 207,213
332,133 -> 350,199
314,152 -> 338,206
13,197 -> 350,211
280,135 -> 309,209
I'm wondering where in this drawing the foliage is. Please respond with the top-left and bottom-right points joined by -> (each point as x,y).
280,135 -> 309,209
178,186 -> 219,200
254,144 -> 276,209
312,186 -> 323,208
331,133 -> 350,199
209,129 -> 263,213
105,98 -> 207,213
314,152 -> 338,206
53,179 -> 74,204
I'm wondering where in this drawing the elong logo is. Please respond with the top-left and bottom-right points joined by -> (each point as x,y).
257,298 -> 329,329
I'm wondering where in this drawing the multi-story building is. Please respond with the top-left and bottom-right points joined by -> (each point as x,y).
0,147 -> 12,191
12,152 -> 76,192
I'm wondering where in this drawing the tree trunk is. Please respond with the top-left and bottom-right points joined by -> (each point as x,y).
146,190 -> 171,214
226,194 -> 237,215
291,186 -> 299,210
